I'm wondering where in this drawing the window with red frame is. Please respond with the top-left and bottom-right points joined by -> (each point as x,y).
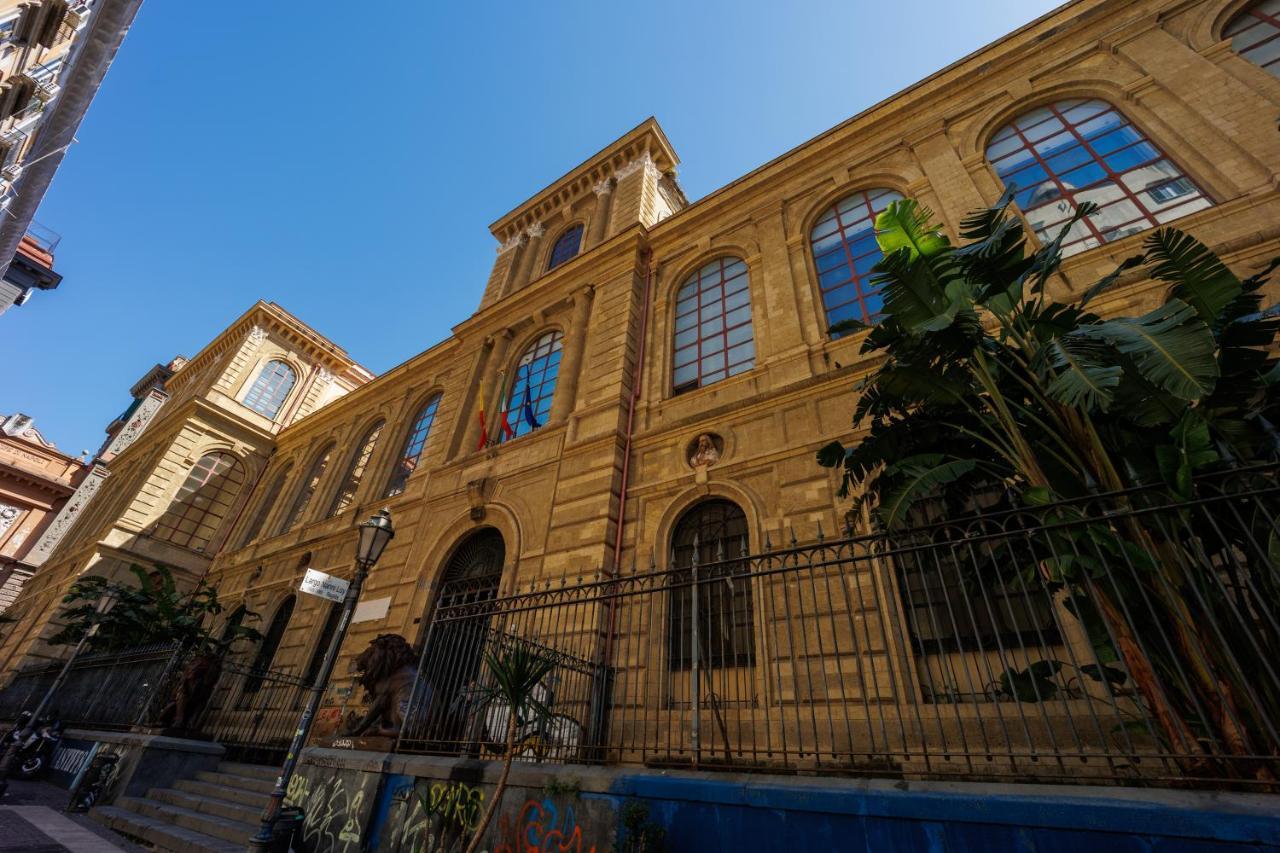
547,224 -> 584,270
672,257 -> 754,393
986,99 -> 1211,258
503,331 -> 562,441
238,463 -> 290,547
243,359 -> 296,419
1226,1 -> 1280,77
385,396 -> 441,496
280,444 -> 333,532
329,420 -> 385,516
809,188 -> 903,334
153,451 -> 246,550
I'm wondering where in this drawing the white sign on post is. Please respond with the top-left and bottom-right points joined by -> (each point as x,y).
299,568 -> 349,603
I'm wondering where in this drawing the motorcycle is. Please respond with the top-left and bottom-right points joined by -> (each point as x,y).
14,718 -> 62,779
1,711 -> 33,749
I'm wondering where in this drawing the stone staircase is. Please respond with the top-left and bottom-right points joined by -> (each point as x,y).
92,761 -> 276,852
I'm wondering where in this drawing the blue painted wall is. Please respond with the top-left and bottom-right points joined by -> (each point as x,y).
609,775 -> 1280,853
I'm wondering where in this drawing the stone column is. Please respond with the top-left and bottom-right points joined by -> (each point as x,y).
509,223 -> 545,293
586,179 -> 613,248
550,286 -> 595,424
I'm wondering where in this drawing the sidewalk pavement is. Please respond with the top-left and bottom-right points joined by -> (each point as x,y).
0,777 -> 143,852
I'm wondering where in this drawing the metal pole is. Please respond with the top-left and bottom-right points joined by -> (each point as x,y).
246,558 -> 370,852
690,535 -> 700,767
0,630 -> 92,796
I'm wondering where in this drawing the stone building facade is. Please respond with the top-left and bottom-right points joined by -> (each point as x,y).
0,0 -> 94,315
2,0 -> 1279,740
0,412 -> 86,611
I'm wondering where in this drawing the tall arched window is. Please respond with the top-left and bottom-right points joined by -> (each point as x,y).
239,463 -> 291,547
667,499 -> 754,669
329,420 -> 385,516
986,99 -> 1211,257
1225,2 -> 1280,77
243,360 -> 297,419
809,188 -> 903,333
503,331 -> 562,441
244,596 -> 294,694
280,444 -> 333,532
547,224 -> 584,270
672,257 -> 754,393
153,451 -> 246,551
385,396 -> 442,497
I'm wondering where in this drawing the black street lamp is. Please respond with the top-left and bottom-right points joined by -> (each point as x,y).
247,508 -> 394,852
0,588 -> 118,797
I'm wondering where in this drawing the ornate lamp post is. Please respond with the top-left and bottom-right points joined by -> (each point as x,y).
248,508 -> 394,852
0,589 -> 118,797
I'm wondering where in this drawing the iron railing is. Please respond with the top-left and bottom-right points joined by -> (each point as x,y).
0,642 -> 184,731
394,465 -> 1280,788
196,660 -> 310,764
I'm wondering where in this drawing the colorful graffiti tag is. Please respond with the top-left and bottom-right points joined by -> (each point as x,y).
495,798 -> 598,853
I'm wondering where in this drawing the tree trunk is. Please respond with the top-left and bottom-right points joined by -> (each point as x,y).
465,712 -> 517,853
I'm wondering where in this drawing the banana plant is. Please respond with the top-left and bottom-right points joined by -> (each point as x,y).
818,191 -> 1280,779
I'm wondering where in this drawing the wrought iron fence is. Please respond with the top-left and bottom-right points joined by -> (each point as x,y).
196,660 -> 310,764
0,642 -> 184,731
395,465 -> 1280,788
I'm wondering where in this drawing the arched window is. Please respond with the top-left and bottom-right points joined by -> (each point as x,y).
667,499 -> 754,669
239,463 -> 290,547
503,331 -> 562,441
243,360 -> 297,419
385,396 -> 441,497
153,451 -> 246,551
280,444 -> 333,532
809,188 -> 903,333
244,596 -> 295,694
986,99 -> 1211,258
299,603 -> 343,702
329,420 -> 385,516
672,257 -> 754,393
1225,2 -> 1280,77
547,224 -> 584,270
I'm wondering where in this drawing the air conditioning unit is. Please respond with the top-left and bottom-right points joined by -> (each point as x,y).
1,163 -> 22,181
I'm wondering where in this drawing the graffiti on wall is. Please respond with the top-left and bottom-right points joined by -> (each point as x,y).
286,770 -> 374,853
494,798 -> 599,853
375,778 -> 484,853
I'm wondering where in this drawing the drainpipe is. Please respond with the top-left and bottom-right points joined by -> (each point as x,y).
0,0 -> 146,282
611,246 -> 653,569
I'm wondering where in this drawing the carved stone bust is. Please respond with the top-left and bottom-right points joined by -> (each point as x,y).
688,433 -> 722,469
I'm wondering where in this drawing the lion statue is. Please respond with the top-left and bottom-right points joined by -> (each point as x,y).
344,633 -> 419,737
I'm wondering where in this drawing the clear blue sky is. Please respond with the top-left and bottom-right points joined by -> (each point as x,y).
3,0 -> 1062,454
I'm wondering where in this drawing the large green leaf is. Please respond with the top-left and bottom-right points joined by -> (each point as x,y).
1078,254 -> 1145,310
1044,337 -> 1123,411
879,454 -> 978,529
1078,299 -> 1219,401
875,199 -> 949,260
1144,229 -> 1240,324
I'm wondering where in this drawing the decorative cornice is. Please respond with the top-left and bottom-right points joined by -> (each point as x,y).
593,178 -> 614,196
248,325 -> 267,346
496,234 -> 524,254
526,222 -> 545,239
615,152 -> 660,182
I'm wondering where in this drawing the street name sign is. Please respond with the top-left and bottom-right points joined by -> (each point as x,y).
299,568 -> 349,603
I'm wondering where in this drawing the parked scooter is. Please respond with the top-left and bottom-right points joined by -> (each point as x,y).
1,711 -> 33,749
13,718 -> 62,779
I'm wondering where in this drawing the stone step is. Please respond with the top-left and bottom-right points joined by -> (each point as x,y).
172,777 -> 267,809
92,805 -> 243,853
217,760 -> 279,782
117,796 -> 256,845
194,769 -> 276,794
149,786 -> 262,825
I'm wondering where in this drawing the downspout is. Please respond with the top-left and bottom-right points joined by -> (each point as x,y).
611,246 -> 653,569
592,244 -> 652,758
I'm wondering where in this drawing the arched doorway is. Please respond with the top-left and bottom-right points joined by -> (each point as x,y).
412,528 -> 506,747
